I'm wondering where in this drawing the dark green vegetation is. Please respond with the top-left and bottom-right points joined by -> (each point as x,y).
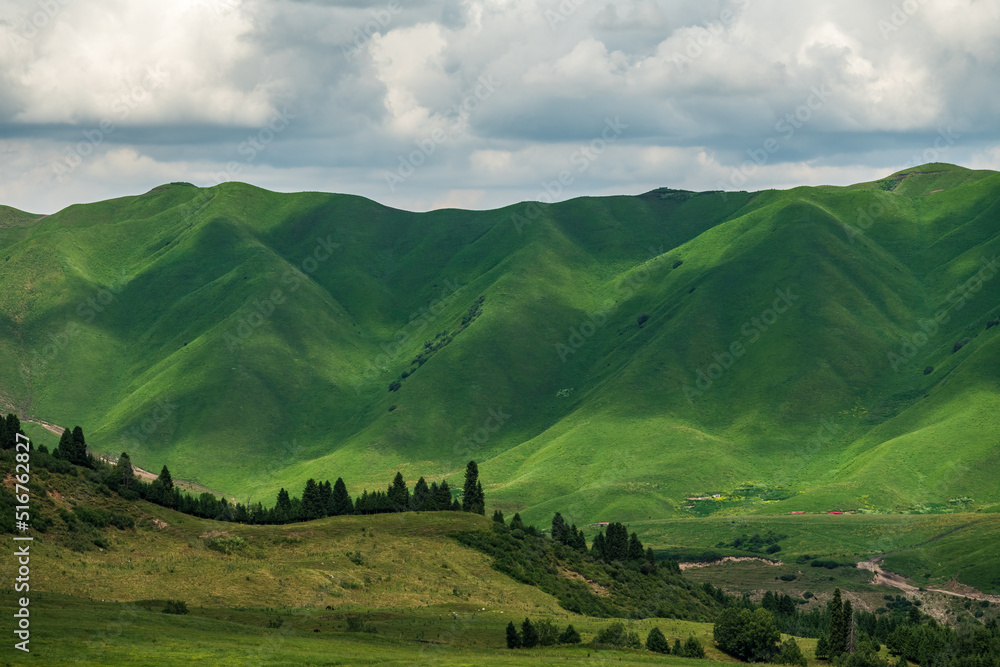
3,164 -> 1000,531
456,512 -> 724,619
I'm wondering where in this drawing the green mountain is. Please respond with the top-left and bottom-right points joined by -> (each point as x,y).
2,163 -> 998,525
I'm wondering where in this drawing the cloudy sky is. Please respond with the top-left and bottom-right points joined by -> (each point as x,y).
1,0 -> 998,214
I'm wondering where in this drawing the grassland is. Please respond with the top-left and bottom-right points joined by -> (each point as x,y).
1,163 -> 999,537
6,594 -> 752,666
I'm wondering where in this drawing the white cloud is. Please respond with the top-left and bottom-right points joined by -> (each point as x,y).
0,0 -> 997,213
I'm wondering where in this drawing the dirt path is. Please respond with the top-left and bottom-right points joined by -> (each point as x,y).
857,522 -> 1000,604
679,556 -> 782,570
22,417 -> 233,499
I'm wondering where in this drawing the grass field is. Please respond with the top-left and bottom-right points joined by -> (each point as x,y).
4,594 -> 753,666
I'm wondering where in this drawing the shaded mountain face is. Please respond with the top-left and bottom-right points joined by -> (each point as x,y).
2,164 -> 998,524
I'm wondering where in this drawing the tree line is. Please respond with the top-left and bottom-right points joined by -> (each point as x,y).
42,424 -> 487,525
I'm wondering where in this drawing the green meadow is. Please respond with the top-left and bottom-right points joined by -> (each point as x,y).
3,163 -> 1000,667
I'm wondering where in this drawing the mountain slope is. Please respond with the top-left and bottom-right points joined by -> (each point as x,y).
1,165 -> 998,524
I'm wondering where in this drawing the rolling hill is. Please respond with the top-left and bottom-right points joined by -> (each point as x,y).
2,163 -> 998,527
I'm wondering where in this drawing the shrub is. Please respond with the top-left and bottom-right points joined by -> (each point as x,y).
536,619 -> 558,646
780,574 -> 797,581
388,380 -> 401,392
636,313 -> 649,326
163,600 -> 189,615
345,615 -> 377,633
521,618 -> 538,648
924,366 -> 934,375
684,635 -> 706,658
559,624 -> 581,644
595,622 -> 641,648
646,627 -> 670,653
953,338 -> 970,353
205,535 -> 246,554
713,607 -> 780,662
777,637 -> 807,666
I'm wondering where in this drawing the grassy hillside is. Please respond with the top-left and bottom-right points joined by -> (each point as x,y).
1,165 -> 998,530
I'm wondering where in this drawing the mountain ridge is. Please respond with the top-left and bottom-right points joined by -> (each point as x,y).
2,163 -> 998,526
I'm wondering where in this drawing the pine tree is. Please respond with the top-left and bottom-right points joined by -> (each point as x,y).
591,532 -> 606,560
450,498 -> 461,511
646,627 -> 670,653
318,480 -> 333,516
572,526 -> 587,551
828,588 -> 846,657
684,636 -> 705,659
411,476 -> 430,511
604,523 -> 628,561
474,480 -> 485,515
434,480 -> 453,510
301,478 -> 324,520
275,488 -> 292,522
492,509 -> 505,524
843,599 -> 855,654
116,452 -> 135,490
672,638 -> 683,655
56,428 -> 72,460
505,621 -> 520,648
388,472 -> 409,512
71,425 -> 88,465
628,532 -> 644,560
2,413 -> 23,449
815,633 -> 830,659
158,465 -> 174,492
426,482 -> 441,511
558,624 -> 581,644
551,512 -> 568,543
510,513 -> 525,531
520,618 -> 538,648
645,546 -> 656,563
462,461 -> 484,514
331,478 -> 353,515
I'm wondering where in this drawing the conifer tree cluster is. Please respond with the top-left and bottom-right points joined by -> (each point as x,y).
590,522 -> 653,566
53,426 -> 91,466
505,618 -> 581,649
0,413 -> 26,449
